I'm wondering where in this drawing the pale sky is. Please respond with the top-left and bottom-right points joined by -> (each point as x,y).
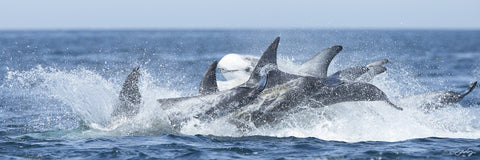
1,0 -> 479,30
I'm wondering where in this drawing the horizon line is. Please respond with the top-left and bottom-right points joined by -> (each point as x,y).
1,27 -> 480,31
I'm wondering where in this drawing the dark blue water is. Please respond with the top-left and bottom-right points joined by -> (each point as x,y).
1,30 -> 480,159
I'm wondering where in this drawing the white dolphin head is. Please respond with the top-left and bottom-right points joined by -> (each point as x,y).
218,53 -> 259,80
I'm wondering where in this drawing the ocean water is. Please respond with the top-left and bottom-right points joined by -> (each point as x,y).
1,30 -> 480,159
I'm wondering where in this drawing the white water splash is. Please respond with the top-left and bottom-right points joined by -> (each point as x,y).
4,63 -> 480,142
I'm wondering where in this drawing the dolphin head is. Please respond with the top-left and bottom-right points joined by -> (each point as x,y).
218,53 -> 259,80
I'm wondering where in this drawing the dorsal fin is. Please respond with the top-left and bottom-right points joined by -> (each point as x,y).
119,67 -> 141,105
245,37 -> 280,87
299,45 -> 343,78
199,61 -> 219,95
112,67 -> 142,117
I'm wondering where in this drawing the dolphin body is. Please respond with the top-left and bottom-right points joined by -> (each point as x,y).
395,82 -> 477,111
423,82 -> 477,107
231,76 -> 398,129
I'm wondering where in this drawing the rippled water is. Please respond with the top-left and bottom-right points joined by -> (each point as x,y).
1,30 -> 479,159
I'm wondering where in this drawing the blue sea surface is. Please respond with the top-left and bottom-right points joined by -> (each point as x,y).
1,30 -> 480,159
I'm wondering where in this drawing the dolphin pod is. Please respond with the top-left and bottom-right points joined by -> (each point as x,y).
211,44 -> 477,111
112,37 -> 476,131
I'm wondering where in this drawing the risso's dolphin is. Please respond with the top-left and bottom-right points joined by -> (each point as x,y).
231,77 -> 398,129
396,81 -> 477,111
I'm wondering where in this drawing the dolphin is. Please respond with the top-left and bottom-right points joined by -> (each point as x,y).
397,81 -> 477,110
427,82 -> 477,106
231,78 -> 399,128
